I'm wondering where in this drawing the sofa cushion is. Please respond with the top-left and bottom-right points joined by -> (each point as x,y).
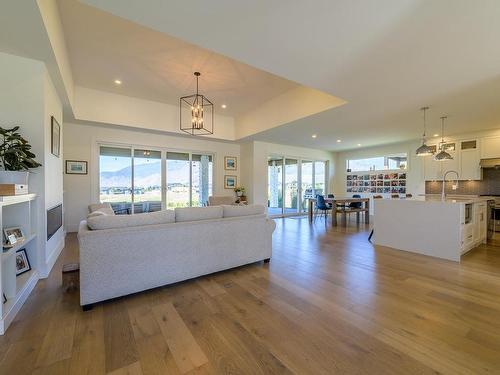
87,210 -> 175,230
222,204 -> 265,218
88,203 -> 115,216
175,206 -> 223,222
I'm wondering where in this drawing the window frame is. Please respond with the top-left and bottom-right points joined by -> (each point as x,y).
95,141 -> 215,213
267,154 -> 329,217
346,152 -> 409,173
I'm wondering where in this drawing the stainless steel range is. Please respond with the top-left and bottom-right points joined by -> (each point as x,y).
485,196 -> 500,239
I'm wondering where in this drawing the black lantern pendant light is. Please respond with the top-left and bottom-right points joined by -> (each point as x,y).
180,72 -> 214,135
434,116 -> 453,161
415,106 -> 435,156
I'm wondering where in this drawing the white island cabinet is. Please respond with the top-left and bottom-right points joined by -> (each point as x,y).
373,197 -> 488,262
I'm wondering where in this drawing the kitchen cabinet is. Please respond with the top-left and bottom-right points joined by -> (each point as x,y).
460,140 -> 481,180
423,151 -> 441,180
481,136 -> 500,159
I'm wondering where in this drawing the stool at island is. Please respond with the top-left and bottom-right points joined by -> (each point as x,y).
0,194 -> 39,334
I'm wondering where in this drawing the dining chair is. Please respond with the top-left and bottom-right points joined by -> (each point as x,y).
315,195 -> 331,222
327,194 -> 334,208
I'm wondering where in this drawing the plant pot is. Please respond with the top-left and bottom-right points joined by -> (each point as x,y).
236,191 -> 243,197
0,171 -> 29,185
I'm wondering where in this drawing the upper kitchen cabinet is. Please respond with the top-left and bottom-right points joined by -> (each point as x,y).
481,136 -> 500,159
423,145 -> 441,180
460,140 -> 481,180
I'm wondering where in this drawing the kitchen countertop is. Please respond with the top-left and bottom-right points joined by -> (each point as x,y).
399,195 -> 493,204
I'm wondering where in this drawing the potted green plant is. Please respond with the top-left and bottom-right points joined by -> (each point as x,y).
0,126 -> 42,184
234,186 -> 245,197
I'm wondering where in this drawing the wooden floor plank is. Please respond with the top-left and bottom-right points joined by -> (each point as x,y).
0,219 -> 499,374
152,301 -> 209,373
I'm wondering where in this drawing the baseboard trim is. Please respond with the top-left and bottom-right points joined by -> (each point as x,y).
0,270 -> 39,334
40,235 -> 65,279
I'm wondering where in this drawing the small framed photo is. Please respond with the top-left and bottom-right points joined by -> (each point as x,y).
224,175 -> 237,189
66,160 -> 88,175
224,156 -> 237,170
4,227 -> 25,245
51,116 -> 61,157
15,248 -> 31,276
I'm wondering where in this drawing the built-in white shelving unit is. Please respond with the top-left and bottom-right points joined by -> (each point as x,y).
0,193 -> 39,334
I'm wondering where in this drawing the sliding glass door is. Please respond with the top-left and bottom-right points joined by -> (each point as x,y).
99,145 -> 214,213
267,157 -> 283,216
267,156 -> 328,217
191,154 -> 213,207
133,149 -> 162,213
166,152 -> 190,208
301,160 -> 313,212
284,158 -> 298,214
99,146 -> 133,214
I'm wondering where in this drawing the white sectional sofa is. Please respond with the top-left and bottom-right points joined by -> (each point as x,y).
77,204 -> 275,309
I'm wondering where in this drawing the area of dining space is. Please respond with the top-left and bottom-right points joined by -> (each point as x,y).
307,195 -> 370,226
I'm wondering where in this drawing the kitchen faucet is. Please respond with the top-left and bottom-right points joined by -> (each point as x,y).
442,170 -> 459,201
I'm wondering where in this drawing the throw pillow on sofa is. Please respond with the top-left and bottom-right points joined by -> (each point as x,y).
88,203 -> 115,216
87,210 -> 175,230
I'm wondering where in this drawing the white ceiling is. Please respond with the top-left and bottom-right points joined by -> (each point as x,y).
57,0 -> 299,117
81,0 -> 500,151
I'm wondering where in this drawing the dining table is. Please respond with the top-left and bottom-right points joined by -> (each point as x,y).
307,197 -> 370,226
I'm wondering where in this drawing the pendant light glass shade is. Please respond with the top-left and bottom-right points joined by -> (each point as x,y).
416,106 -> 434,156
434,116 -> 453,161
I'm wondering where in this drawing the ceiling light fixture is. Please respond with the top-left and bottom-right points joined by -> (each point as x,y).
312,134 -> 317,138
221,104 -> 227,109
180,72 -> 214,135
434,116 -> 453,161
433,133 -> 439,137
357,143 -> 362,147
336,139 -> 341,143
415,106 -> 435,156
114,79 -> 122,85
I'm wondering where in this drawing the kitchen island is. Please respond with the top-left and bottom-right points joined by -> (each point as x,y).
373,196 -> 488,262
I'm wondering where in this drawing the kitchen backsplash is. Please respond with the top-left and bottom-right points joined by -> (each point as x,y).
425,168 -> 500,195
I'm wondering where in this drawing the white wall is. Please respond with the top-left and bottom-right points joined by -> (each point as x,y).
0,52 -> 64,277
334,141 -> 425,198
240,141 -> 335,206
43,70 -> 64,273
74,87 -> 236,141
63,121 -> 241,232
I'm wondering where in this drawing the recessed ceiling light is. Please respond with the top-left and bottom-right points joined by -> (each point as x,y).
433,133 -> 439,137
357,143 -> 362,147
312,134 -> 317,138
221,104 -> 227,109
114,79 -> 122,85
336,139 -> 341,143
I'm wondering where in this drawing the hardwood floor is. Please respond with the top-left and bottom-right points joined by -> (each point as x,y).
1,217 -> 500,374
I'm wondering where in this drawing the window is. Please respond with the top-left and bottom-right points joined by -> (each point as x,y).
268,156 -> 328,217
191,154 -> 213,207
347,153 -> 407,172
99,144 -> 214,213
100,146 -> 132,214
166,152 -> 190,208
133,149 -> 162,213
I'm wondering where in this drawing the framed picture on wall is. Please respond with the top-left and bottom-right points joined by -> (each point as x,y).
65,160 -> 88,175
51,116 -> 61,157
224,175 -> 237,189
224,156 -> 237,170
15,248 -> 31,276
